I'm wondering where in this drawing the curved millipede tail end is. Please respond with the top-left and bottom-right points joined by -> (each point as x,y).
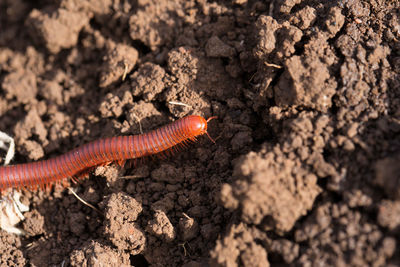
206,116 -> 218,143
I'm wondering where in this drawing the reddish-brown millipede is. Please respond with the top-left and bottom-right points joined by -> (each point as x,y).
0,115 -> 217,192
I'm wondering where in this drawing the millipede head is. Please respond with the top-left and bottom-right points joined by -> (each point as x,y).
186,115 -> 218,143
186,115 -> 208,137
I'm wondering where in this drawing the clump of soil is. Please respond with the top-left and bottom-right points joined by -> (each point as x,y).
0,0 -> 399,266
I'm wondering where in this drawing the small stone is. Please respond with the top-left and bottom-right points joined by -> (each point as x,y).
347,123 -> 359,138
205,36 -> 236,58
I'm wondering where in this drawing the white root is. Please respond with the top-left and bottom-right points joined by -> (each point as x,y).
0,192 -> 29,235
0,131 -> 15,165
0,131 -> 30,235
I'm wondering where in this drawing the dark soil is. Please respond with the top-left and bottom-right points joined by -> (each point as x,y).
0,0 -> 399,266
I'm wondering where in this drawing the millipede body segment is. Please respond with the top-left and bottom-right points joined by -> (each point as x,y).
0,115 -> 216,192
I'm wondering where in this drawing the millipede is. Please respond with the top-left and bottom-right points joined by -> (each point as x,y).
0,115 -> 217,192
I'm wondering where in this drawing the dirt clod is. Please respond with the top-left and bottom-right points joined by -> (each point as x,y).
70,240 -> 130,267
99,42 -> 138,88
22,210 -> 44,236
375,153 -> 400,199
210,223 -> 269,267
146,209 -> 176,242
102,192 -> 145,254
377,200 -> 400,231
130,62 -> 166,100
27,8 -> 90,54
221,151 -> 321,233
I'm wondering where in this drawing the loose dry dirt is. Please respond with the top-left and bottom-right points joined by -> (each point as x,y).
0,0 -> 399,266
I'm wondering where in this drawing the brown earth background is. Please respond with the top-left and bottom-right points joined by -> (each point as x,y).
0,0 -> 399,266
